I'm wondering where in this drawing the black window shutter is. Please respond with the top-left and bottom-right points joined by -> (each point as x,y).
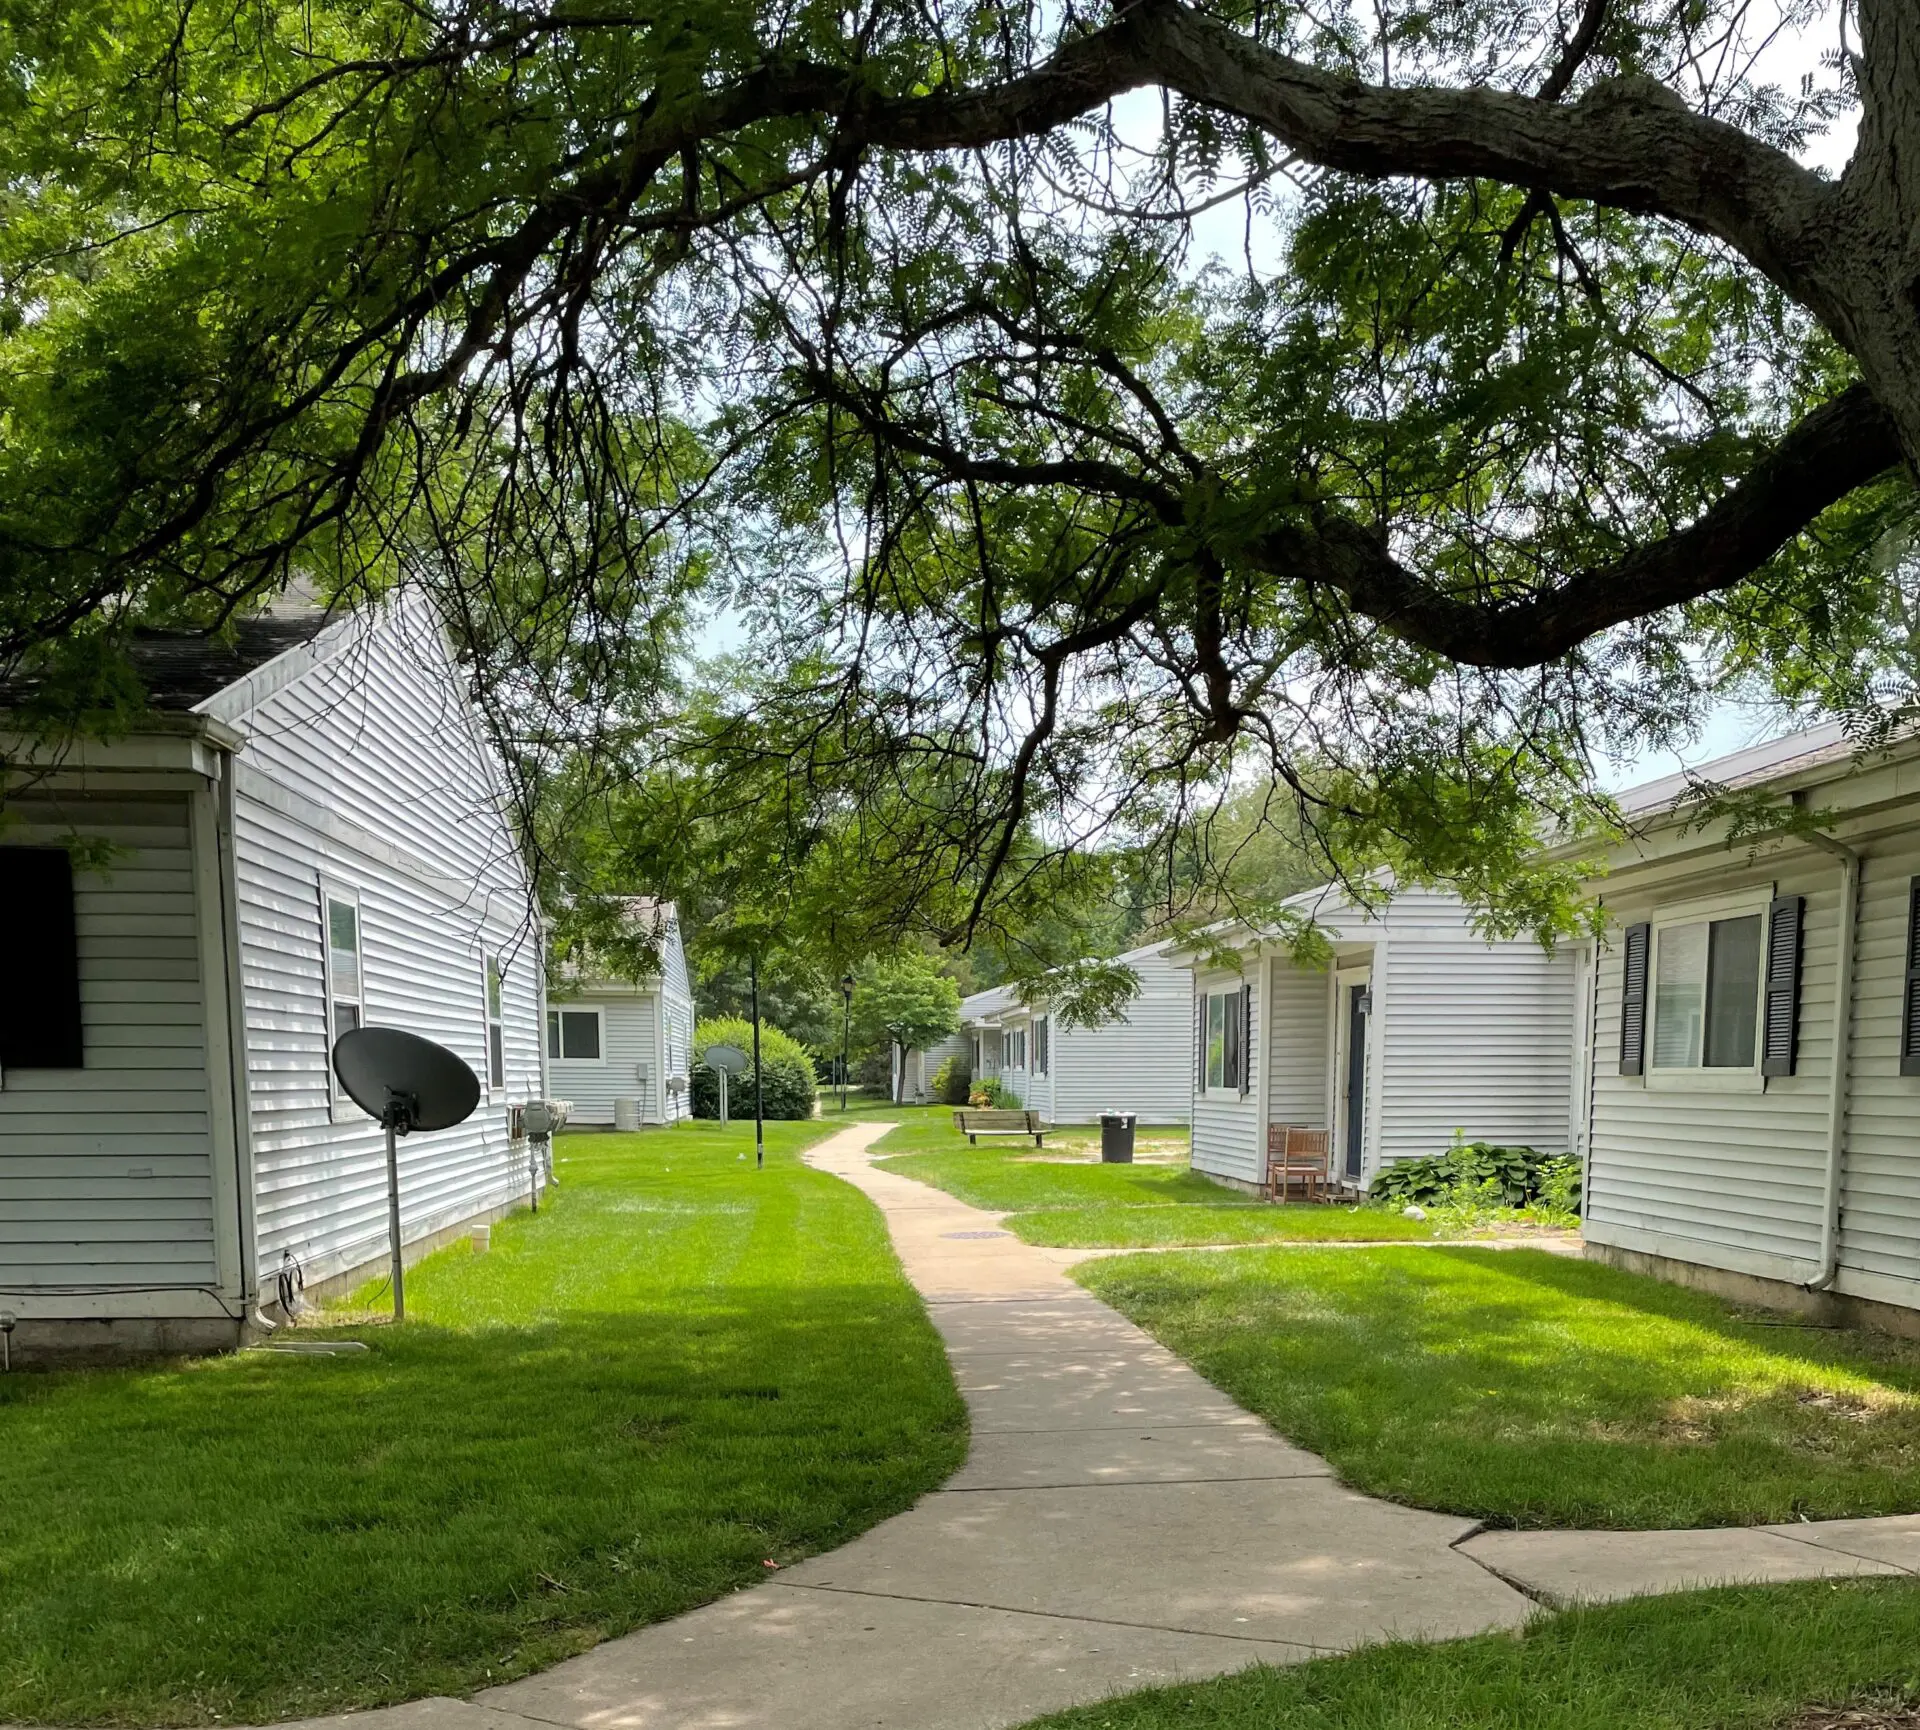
0,848 -> 83,1068
1619,922 -> 1650,1076
1902,878 -> 1920,1077
1761,894 -> 1804,1078
1239,983 -> 1254,1095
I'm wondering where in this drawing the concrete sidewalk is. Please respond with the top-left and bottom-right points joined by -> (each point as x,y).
468,1124 -> 1531,1730
233,1122 -> 1920,1730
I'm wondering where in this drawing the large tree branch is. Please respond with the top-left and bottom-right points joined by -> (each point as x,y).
1247,384 -> 1903,667
826,1 -> 1833,312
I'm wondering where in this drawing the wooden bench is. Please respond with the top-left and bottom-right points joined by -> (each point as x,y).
953,1108 -> 1049,1147
1266,1124 -> 1332,1202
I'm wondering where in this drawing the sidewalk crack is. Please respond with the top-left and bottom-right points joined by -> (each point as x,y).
779,1581 -> 1334,1651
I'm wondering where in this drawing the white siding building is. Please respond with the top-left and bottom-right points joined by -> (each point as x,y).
1,592 -> 551,1361
1173,883 -> 1581,1192
1567,722 -> 1920,1329
962,942 -> 1196,1124
546,902 -> 695,1126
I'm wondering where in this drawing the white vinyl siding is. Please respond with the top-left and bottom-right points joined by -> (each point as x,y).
1187,883 -> 1578,1189
1838,838 -> 1920,1304
1264,960 -> 1330,1128
1042,946 -> 1195,1125
1372,897 -> 1580,1166
1585,855 -> 1836,1280
1191,968 -> 1262,1184
549,996 -> 652,1123
548,913 -> 695,1124
226,597 -> 546,1291
0,798 -> 220,1294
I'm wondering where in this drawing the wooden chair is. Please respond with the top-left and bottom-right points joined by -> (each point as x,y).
1265,1125 -> 1331,1202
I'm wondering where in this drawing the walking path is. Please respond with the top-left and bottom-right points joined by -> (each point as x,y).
299,1123 -> 1920,1730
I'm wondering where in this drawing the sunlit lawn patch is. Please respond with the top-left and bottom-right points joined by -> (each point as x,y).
1079,1245 -> 1920,1528
873,1119 -> 1435,1246
1014,1580 -> 1920,1730
0,1120 -> 964,1726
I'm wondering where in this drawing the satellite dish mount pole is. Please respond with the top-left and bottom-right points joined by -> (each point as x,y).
381,1092 -> 416,1324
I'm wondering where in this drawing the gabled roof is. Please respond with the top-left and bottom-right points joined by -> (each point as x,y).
960,938 -> 1179,1023
131,611 -> 334,711
960,982 -> 1021,1023
1614,719 -> 1861,817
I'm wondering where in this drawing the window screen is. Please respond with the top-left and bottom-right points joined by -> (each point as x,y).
1652,914 -> 1762,1070
484,954 -> 504,1088
548,1008 -> 601,1060
1203,988 -> 1244,1091
326,896 -> 362,1044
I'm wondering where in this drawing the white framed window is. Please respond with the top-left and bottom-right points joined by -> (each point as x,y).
547,1005 -> 604,1063
321,885 -> 362,1116
483,952 -> 505,1091
1032,1014 -> 1050,1077
1648,897 -> 1768,1090
1202,986 -> 1247,1094
1007,1027 -> 1028,1070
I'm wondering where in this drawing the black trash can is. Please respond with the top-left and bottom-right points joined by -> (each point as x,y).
1100,1112 -> 1138,1163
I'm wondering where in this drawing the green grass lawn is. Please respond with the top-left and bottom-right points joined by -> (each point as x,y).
1015,1580 -> 1920,1730
1079,1245 -> 1920,1529
872,1120 -> 1435,1247
0,1120 -> 966,1727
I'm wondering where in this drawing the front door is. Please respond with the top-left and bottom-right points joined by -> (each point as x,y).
1342,980 -> 1370,1183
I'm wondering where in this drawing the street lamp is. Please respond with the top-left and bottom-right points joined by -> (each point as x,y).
839,973 -> 855,1112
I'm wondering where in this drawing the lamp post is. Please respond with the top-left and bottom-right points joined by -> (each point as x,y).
839,973 -> 855,1112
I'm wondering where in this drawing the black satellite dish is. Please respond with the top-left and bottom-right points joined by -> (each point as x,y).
334,1026 -> 480,1133
332,1027 -> 481,1322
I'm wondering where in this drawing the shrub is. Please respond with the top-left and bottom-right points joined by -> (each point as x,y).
931,1055 -> 973,1105
968,1077 -> 1018,1109
1370,1133 -> 1581,1214
690,1017 -> 816,1121
853,1047 -> 892,1091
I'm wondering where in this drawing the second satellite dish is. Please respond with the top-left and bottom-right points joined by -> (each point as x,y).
334,1026 -> 481,1132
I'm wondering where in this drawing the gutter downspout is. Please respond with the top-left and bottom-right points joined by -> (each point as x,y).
1804,832 -> 1861,1293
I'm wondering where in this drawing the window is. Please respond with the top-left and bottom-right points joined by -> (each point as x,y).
321,888 -> 362,1115
0,848 -> 82,1068
1032,1015 -> 1050,1077
1007,1027 -> 1028,1070
1202,986 -> 1247,1093
547,1006 -> 603,1061
1651,913 -> 1763,1071
483,953 -> 505,1090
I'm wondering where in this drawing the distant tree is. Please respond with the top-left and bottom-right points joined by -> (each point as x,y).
851,959 -> 963,1100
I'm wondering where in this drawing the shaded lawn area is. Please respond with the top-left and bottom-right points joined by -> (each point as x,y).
1016,1579 -> 1920,1730
872,1120 -> 1433,1247
0,1121 -> 965,1727
1079,1245 -> 1920,1529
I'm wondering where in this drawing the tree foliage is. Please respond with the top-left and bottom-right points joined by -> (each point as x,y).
5,0 -> 1915,936
851,956 -> 963,1055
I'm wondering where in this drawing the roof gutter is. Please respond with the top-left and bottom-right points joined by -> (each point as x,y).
1803,830 -> 1860,1293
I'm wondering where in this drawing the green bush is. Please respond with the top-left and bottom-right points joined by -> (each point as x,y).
968,1077 -> 1018,1108
690,1017 -> 816,1120
1370,1134 -> 1581,1214
931,1055 -> 972,1105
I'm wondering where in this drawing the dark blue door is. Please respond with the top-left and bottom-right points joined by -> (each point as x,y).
1344,985 -> 1369,1182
